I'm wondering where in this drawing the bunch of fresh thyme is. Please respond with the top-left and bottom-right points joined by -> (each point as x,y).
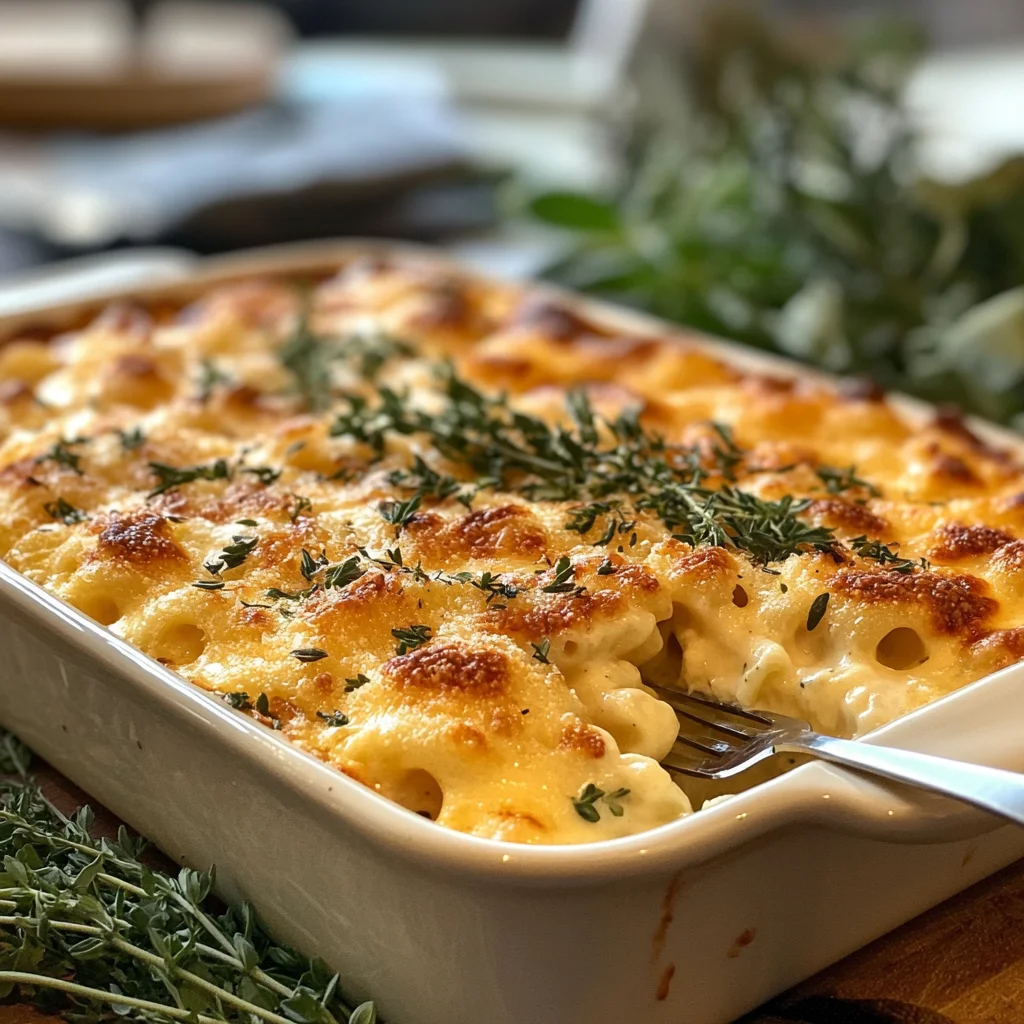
0,732 -> 377,1024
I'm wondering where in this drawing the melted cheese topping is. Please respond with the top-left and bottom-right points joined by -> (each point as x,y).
1,259 -> 1023,844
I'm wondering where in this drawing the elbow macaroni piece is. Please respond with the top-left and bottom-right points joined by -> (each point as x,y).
0,258 -> 1022,843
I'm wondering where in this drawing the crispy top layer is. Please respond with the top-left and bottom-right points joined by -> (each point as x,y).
1,256 -> 1022,843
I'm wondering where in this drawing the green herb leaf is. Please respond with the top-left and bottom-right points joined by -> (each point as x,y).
571,782 -> 630,822
530,192 -> 621,231
242,466 -> 282,486
571,782 -> 604,822
148,459 -> 230,497
36,437 -> 87,475
288,494 -> 313,522
324,556 -> 365,590
291,648 -> 328,663
197,358 -> 230,402
316,710 -> 349,727
541,556 -> 578,594
204,535 -> 258,576
117,426 -> 145,451
531,638 -> 551,664
43,497 -> 87,525
815,465 -> 880,497
391,624 -> 432,656
806,592 -> 830,632
280,303 -> 332,411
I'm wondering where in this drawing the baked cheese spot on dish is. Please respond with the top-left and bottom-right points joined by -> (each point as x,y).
1,257 -> 1022,844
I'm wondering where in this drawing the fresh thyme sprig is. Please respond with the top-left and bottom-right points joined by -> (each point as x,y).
204,535 -> 259,576
571,782 -> 630,822
117,426 -> 146,452
36,437 -> 87,476
391,625 -> 432,656
197,359 -> 231,403
815,465 -> 880,497
243,466 -> 282,486
327,367 -> 849,566
316,710 -> 349,728
43,497 -> 87,525
337,331 -> 414,382
280,304 -> 333,412
148,459 -> 231,497
540,556 -> 581,595
849,535 -> 929,574
0,736 -> 376,1024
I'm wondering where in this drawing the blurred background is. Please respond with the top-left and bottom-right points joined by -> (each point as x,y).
2,0 -> 1024,421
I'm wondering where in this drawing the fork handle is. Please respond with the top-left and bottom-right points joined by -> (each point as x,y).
783,734 -> 1024,828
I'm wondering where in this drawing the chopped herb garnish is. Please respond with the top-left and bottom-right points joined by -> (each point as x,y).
280,303 -> 332,411
36,437 -> 86,476
291,648 -> 329,663
192,580 -> 226,591
596,558 -> 616,575
326,369 -> 843,565
288,494 -> 313,521
240,599 -> 271,608
850,535 -> 928,573
338,329 -> 415,380
300,547 -> 328,580
541,556 -> 578,594
204,534 -> 258,576
197,358 -> 230,402
391,624 -> 432,655
242,465 -> 282,486
324,555 -> 365,590
345,673 -> 371,691
806,592 -> 830,632
378,494 -> 422,530
531,638 -> 551,664
148,458 -> 230,496
571,783 -> 630,822
317,710 -> 350,727
117,425 -> 145,451
222,691 -> 253,710
605,788 -> 630,817
236,518 -> 258,526
266,587 -> 307,602
471,571 -> 518,604
815,465 -> 880,497
43,497 -> 87,525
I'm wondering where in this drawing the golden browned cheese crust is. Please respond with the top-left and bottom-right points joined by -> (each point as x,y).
1,257 -> 1023,843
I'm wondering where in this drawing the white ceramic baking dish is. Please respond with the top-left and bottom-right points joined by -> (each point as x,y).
0,241 -> 1022,1024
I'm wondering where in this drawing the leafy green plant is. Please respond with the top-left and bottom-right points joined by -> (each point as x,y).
0,733 -> 377,1024
528,15 -> 1024,425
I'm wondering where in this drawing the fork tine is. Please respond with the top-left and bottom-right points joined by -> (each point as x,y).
672,735 -> 729,758
671,707 -> 751,740
646,683 -> 773,727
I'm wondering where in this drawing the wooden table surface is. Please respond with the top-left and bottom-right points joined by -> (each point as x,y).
3,762 -> 1023,1024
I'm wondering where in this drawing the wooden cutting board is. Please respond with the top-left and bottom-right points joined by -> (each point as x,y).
2,760 -> 1022,1024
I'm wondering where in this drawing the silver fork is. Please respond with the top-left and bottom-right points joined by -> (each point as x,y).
647,684 -> 1024,827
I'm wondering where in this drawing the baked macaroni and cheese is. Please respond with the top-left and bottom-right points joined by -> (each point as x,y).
0,257 -> 1021,844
